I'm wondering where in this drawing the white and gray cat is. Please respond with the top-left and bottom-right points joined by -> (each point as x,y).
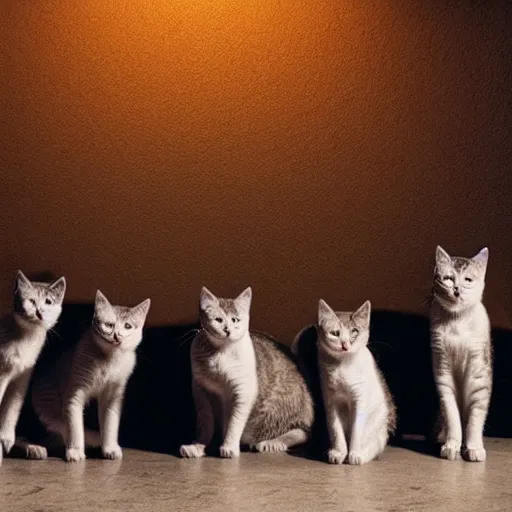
430,246 -> 492,462
180,287 -> 314,459
25,290 -> 150,462
0,271 -> 66,464
315,299 -> 395,465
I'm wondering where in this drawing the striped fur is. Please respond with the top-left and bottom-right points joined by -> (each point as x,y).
180,287 -> 314,459
430,246 -> 492,462
26,291 -> 150,462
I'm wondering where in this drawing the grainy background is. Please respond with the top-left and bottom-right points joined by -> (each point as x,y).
1,1 -> 511,340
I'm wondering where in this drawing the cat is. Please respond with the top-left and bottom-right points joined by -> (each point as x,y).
315,299 -> 395,465
25,290 -> 150,462
180,286 -> 314,459
430,246 -> 492,462
0,271 -> 66,464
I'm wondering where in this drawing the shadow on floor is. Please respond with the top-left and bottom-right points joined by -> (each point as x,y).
16,303 -> 512,458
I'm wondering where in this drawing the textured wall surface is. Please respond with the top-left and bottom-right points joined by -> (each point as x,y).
1,1 -> 511,340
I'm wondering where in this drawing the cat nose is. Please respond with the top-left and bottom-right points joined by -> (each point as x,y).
36,310 -> 43,320
223,327 -> 230,336
341,342 -> 349,351
454,288 -> 460,297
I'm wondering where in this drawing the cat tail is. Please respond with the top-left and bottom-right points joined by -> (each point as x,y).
291,324 -> 319,380
291,324 -> 329,455
37,413 -> 102,448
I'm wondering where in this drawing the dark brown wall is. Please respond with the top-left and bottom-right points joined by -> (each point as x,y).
1,1 -> 511,340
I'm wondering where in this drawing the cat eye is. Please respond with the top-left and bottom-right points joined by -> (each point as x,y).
442,276 -> 454,282
104,322 -> 115,329
124,323 -> 132,329
215,317 -> 223,323
45,298 -> 53,305
329,330 -> 340,337
351,328 -> 359,336
30,299 -> 36,305
465,277 -> 473,283
232,317 -> 240,323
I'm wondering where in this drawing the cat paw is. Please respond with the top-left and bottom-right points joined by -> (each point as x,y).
65,447 -> 86,462
464,447 -> 486,462
102,444 -> 123,461
180,444 -> 206,458
327,449 -> 347,465
219,444 -> 240,459
440,440 -> 460,461
0,430 -> 15,454
252,440 -> 288,453
26,444 -> 48,460
347,451 -> 363,466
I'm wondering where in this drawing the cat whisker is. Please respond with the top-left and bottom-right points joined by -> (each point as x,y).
368,340 -> 395,351
178,328 -> 201,346
47,327 -> 62,341
418,295 -> 433,308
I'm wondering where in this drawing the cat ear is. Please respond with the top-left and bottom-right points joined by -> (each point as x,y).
352,300 -> 371,326
95,290 -> 112,311
318,299 -> 337,325
48,276 -> 66,302
131,298 -> 151,321
15,270 -> 32,292
200,287 -> 218,311
472,247 -> 489,267
234,287 -> 252,312
435,246 -> 451,265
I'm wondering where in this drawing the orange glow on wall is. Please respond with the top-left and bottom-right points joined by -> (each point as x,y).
1,1 -> 511,338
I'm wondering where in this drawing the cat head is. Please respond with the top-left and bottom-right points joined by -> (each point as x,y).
13,271 -> 66,330
199,286 -> 252,347
92,290 -> 150,353
433,246 -> 488,312
316,299 -> 371,358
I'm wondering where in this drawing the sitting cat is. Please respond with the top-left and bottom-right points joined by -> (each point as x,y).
25,290 -> 150,462
430,246 -> 492,462
180,287 -> 314,459
316,299 -> 395,465
0,271 -> 66,464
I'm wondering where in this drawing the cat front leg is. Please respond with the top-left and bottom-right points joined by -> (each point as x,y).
220,385 -> 257,459
0,375 -> 11,409
0,370 -> 31,454
98,384 -> 125,460
325,399 -> 348,464
0,374 -> 13,463
180,383 -> 214,458
64,390 -> 87,462
436,371 -> 462,461
463,362 -> 491,462
347,400 -> 367,465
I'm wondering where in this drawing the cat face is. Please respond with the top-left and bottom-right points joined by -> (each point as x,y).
433,246 -> 488,312
14,271 -> 66,330
199,286 -> 252,346
92,290 -> 150,353
317,299 -> 371,358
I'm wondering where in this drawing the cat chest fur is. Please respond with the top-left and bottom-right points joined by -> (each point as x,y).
84,354 -> 135,396
322,350 -> 385,407
193,343 -> 257,396
0,331 -> 46,375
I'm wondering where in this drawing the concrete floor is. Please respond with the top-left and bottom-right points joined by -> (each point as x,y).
1,438 -> 512,512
